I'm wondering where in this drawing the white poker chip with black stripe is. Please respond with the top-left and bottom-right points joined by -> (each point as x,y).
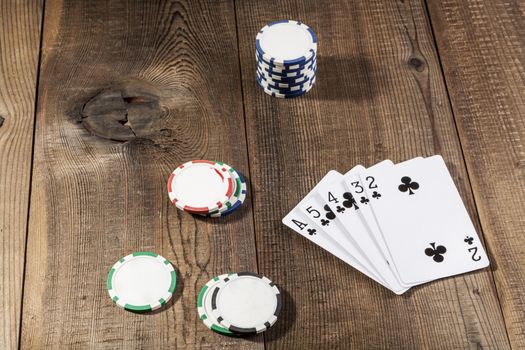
210,272 -> 282,334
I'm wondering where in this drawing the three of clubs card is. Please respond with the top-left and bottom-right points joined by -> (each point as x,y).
282,155 -> 489,294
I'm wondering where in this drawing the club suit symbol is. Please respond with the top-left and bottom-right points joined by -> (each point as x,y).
464,236 -> 474,245
425,242 -> 447,263
342,192 -> 359,210
323,205 -> 336,220
398,176 -> 419,195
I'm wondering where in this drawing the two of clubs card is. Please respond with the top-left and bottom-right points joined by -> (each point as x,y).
282,155 -> 489,294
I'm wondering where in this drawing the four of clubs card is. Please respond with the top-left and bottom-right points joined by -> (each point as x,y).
283,155 -> 489,294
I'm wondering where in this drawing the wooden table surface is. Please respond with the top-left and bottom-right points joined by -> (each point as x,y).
1,0 -> 524,349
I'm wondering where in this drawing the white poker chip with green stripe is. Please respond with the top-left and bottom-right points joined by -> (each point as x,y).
197,274 -> 235,335
107,252 -> 176,312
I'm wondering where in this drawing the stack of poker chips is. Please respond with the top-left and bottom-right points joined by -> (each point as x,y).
197,272 -> 282,336
256,20 -> 318,98
167,160 -> 247,217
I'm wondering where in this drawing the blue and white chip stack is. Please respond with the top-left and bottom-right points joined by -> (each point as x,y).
256,20 -> 317,98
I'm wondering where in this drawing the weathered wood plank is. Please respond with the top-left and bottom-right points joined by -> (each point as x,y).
236,0 -> 511,348
426,0 -> 525,347
0,1 -> 43,348
20,0 -> 261,348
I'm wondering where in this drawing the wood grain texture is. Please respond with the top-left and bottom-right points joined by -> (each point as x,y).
20,0 -> 262,348
0,1 -> 43,349
427,0 -> 525,347
236,0 -> 511,348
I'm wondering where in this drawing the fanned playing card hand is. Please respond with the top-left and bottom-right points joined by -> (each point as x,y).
282,155 -> 489,294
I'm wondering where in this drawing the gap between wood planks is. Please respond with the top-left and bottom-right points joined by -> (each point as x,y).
17,0 -> 47,349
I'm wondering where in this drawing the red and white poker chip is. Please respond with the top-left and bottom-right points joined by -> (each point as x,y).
167,160 -> 233,214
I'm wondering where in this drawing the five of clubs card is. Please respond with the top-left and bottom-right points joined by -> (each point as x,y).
282,155 -> 489,294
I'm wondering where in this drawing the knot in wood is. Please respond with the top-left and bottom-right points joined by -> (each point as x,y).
408,57 -> 425,72
0,116 -> 5,128
80,87 -> 162,142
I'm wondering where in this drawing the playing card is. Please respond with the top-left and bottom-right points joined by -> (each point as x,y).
298,168 -> 390,288
360,155 -> 489,284
283,171 -> 386,286
344,158 -> 428,287
342,160 -> 394,259
313,162 -> 409,294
